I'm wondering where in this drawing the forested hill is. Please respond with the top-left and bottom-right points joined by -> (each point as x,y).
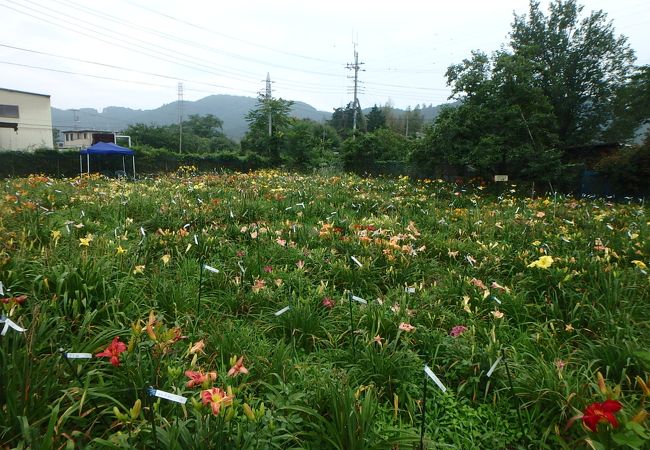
51,95 -> 331,141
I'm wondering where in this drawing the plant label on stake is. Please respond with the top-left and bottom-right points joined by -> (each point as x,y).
486,356 -> 502,377
405,287 -> 416,294
350,295 -> 367,305
274,306 -> 291,317
65,352 -> 93,359
351,256 -> 363,268
0,281 -> 4,296
203,265 -> 219,274
424,365 -> 447,393
140,226 -> 146,236
147,387 -> 187,405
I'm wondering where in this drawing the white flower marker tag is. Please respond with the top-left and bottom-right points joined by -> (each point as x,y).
193,235 -> 199,245
65,353 -> 93,359
486,357 -> 502,378
491,296 -> 502,305
405,287 -> 416,294
140,227 -> 146,236
424,365 -> 447,393
350,295 -> 367,305
285,206 -> 292,211
203,265 -> 219,274
274,306 -> 291,316
0,281 -> 4,296
351,256 -> 362,267
148,388 -> 187,404
230,210 -> 234,218
1,317 -> 27,336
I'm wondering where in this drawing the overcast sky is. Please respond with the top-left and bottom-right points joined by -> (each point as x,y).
2,0 -> 648,113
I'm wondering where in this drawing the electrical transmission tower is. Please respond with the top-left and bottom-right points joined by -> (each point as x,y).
265,73 -> 272,137
178,82 -> 184,153
346,46 -> 364,134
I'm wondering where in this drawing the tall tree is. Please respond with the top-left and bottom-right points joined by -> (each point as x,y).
510,0 -> 636,146
366,105 -> 386,132
241,95 -> 294,163
329,102 -> 365,139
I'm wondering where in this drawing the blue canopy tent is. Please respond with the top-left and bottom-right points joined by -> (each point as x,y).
79,142 -> 136,178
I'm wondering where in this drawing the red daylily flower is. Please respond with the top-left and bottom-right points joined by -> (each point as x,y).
582,400 -> 623,432
227,356 -> 249,377
96,337 -> 127,367
201,387 -> 234,415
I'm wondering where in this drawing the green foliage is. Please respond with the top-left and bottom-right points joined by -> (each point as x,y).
329,102 -> 365,140
365,105 -> 386,133
412,51 -> 562,181
510,0 -> 636,146
241,95 -> 295,164
282,119 -> 340,171
124,114 -> 237,154
342,128 -> 413,170
595,141 -> 650,195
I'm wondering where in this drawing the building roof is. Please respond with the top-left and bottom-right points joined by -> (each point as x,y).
62,130 -> 113,134
0,87 -> 51,98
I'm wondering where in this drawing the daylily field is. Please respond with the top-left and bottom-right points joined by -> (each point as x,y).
1,169 -> 649,449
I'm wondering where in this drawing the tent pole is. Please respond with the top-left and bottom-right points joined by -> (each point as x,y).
79,155 -> 82,177
87,154 -> 90,175
122,156 -> 126,174
132,156 -> 136,179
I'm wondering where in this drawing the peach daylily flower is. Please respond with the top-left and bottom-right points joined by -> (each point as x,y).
227,356 -> 249,377
185,370 -> 217,388
399,322 -> 416,332
189,339 -> 205,355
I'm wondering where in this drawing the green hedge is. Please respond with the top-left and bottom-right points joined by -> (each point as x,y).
0,148 -> 270,178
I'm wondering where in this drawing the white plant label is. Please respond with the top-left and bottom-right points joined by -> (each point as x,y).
0,281 -> 4,296
203,265 -> 219,274
149,388 -> 187,405
65,353 -> 93,359
193,235 -> 199,245
0,317 -> 27,336
491,296 -> 502,305
140,227 -> 146,236
405,287 -> 416,294
424,365 -> 447,393
351,256 -> 363,268
274,306 -> 291,316
486,357 -> 503,378
350,295 -> 367,305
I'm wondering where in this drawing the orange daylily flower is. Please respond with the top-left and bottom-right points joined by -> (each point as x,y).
96,337 -> 127,367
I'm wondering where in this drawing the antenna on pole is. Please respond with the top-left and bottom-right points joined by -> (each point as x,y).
178,82 -> 184,153
346,43 -> 364,136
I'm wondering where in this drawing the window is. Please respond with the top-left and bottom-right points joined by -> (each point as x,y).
84,133 -> 88,139
0,105 -> 19,118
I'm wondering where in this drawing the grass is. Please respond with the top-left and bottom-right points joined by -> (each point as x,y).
0,170 -> 648,449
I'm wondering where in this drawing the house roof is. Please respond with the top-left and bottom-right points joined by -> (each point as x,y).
62,130 -> 113,134
0,87 -> 51,98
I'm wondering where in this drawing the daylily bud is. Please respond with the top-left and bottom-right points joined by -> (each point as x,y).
636,376 -> 650,396
597,372 -> 608,395
224,406 -> 235,422
258,402 -> 265,419
146,310 -> 157,341
130,399 -> 142,420
113,407 -> 128,422
243,403 -> 256,421
131,320 -> 143,336
631,409 -> 648,425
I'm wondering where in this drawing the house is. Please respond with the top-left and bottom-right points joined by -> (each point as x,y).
61,130 -> 116,148
0,88 -> 54,150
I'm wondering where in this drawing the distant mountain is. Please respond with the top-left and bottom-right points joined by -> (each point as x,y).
52,95 -> 332,141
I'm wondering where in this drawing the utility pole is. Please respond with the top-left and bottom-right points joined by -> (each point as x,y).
178,82 -> 183,153
346,46 -> 364,136
265,73 -> 272,137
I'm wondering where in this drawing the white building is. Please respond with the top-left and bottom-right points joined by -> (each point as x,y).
61,130 -> 112,148
0,88 -> 54,150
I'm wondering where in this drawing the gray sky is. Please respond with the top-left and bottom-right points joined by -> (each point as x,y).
2,0 -> 648,112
